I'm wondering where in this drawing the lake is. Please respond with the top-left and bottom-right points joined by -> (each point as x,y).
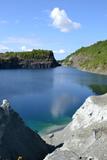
0,66 -> 107,133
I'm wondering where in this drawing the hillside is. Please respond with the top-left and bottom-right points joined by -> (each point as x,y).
63,40 -> 107,74
0,49 -> 60,69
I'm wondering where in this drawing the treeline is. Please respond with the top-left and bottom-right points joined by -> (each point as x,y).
64,40 -> 107,70
0,49 -> 54,61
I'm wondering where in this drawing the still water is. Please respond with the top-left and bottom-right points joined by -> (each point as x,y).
0,66 -> 107,133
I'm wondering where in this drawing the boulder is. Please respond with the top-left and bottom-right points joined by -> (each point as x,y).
0,99 -> 55,160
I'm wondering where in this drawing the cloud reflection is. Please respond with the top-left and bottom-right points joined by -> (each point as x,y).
51,94 -> 76,118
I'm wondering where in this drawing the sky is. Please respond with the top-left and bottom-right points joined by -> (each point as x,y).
0,0 -> 107,60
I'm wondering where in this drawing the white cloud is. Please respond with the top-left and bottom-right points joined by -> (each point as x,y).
54,49 -> 65,54
0,44 -> 9,52
0,36 -> 41,52
0,19 -> 20,25
0,20 -> 8,24
2,36 -> 40,47
21,46 -> 26,51
59,49 -> 65,54
50,8 -> 81,32
21,45 -> 32,51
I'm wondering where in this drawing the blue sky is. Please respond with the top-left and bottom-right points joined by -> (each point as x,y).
0,0 -> 107,59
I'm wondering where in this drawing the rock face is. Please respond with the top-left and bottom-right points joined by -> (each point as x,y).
0,99 -> 55,160
44,93 -> 107,160
0,50 -> 60,69
63,40 -> 107,75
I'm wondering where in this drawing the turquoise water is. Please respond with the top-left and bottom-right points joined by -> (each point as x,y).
0,66 -> 107,133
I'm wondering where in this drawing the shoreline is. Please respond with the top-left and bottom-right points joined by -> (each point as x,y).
40,124 -> 67,136
63,65 -> 107,76
41,124 -> 66,146
79,68 -> 107,76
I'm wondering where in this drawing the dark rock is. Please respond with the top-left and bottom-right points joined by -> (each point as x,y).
0,50 -> 60,69
0,100 -> 55,160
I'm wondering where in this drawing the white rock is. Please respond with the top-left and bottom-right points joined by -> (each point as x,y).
44,93 -> 107,160
1,99 -> 10,111
70,93 -> 107,131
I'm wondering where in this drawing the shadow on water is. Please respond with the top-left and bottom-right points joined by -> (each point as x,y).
66,67 -> 107,95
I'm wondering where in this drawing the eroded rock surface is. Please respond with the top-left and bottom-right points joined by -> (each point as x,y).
0,50 -> 60,69
44,94 -> 107,160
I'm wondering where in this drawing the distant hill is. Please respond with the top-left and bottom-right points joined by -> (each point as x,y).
0,49 -> 60,69
63,40 -> 107,74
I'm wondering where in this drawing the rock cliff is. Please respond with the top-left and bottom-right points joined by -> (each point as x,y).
63,40 -> 107,75
0,50 -> 60,69
0,99 -> 55,160
44,93 -> 107,160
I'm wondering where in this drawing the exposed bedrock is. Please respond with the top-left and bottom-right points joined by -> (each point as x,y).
44,93 -> 107,160
0,99 -> 55,160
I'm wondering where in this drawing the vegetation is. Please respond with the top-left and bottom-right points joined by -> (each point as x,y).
64,40 -> 107,74
0,49 -> 59,69
0,49 -> 54,61
89,84 -> 107,95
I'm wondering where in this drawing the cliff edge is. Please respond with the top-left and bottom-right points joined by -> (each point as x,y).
0,50 -> 60,69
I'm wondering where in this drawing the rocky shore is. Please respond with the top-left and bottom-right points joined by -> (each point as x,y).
63,40 -> 107,75
0,50 -> 60,69
1,93 -> 107,160
43,93 -> 107,160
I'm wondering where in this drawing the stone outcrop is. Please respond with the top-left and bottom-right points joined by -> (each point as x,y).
63,40 -> 107,75
0,50 -> 60,69
0,99 -> 55,160
44,93 -> 107,160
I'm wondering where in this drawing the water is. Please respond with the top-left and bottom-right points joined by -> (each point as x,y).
0,66 -> 107,133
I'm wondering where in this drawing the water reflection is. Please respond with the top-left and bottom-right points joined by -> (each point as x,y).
88,84 -> 107,95
0,69 -> 54,98
0,67 -> 107,132
61,67 -> 107,94
51,94 -> 75,118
